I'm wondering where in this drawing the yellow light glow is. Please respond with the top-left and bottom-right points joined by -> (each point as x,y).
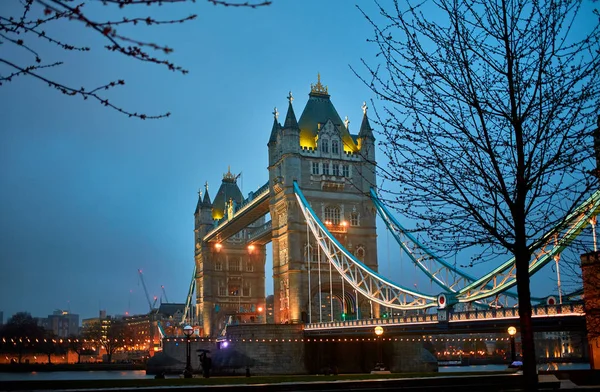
374,326 -> 384,336
258,306 -> 263,312
507,326 -> 517,336
215,243 -> 222,251
341,221 -> 347,227
248,244 -> 255,253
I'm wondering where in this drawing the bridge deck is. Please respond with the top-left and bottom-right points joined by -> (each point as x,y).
304,303 -> 585,336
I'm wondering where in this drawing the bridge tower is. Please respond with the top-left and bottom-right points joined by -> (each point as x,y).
194,171 -> 267,336
268,75 -> 379,324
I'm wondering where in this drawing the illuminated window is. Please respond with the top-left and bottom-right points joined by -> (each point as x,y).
332,164 -> 340,176
350,212 -> 359,226
321,139 -> 329,153
342,164 -> 349,177
324,206 -> 340,225
229,284 -> 240,296
323,162 -> 330,175
312,162 -> 319,175
332,140 -> 339,154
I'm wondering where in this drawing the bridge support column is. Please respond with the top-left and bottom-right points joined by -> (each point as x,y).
580,251 -> 600,370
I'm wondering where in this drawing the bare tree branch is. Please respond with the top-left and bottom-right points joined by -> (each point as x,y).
355,0 -> 600,388
1,0 -> 271,119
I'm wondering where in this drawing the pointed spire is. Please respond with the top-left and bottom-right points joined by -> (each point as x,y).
268,107 -> 281,144
283,91 -> 299,129
194,188 -> 203,215
202,181 -> 211,206
358,101 -> 374,140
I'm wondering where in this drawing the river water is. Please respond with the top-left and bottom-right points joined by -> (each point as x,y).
0,363 -> 591,381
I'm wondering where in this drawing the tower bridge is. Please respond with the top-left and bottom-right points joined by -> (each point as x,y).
189,75 -> 599,340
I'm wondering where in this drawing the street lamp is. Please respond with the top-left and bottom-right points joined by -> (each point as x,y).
507,326 -> 517,363
374,326 -> 384,371
183,325 -> 194,378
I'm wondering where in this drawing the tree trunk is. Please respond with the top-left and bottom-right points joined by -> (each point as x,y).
515,239 -> 537,389
47,353 -> 52,364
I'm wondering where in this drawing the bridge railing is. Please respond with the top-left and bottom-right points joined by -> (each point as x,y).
305,314 -> 439,330
304,303 -> 585,330
247,220 -> 272,243
450,303 -> 584,321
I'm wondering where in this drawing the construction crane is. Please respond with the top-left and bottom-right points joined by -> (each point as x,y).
138,269 -> 156,313
161,285 -> 169,303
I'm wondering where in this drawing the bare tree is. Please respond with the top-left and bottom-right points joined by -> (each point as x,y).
1,0 -> 270,119
355,0 -> 600,388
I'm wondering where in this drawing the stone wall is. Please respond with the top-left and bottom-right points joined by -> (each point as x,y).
159,325 -> 437,375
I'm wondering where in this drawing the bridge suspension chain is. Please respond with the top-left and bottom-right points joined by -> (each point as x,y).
294,182 -> 438,310
371,187 -> 600,304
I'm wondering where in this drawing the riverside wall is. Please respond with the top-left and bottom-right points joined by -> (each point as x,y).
159,324 -> 437,375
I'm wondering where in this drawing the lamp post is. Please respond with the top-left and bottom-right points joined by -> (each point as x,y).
183,325 -> 194,378
507,326 -> 517,363
374,326 -> 384,370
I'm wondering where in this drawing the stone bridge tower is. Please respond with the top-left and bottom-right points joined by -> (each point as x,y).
194,171 -> 267,337
267,75 -> 378,324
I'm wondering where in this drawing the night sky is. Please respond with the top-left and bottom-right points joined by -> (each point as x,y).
1,1 -> 595,322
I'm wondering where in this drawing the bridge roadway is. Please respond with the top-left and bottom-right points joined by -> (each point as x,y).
303,303 -> 585,336
203,182 -> 270,244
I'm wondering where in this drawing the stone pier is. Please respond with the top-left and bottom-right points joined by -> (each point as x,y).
581,251 -> 600,370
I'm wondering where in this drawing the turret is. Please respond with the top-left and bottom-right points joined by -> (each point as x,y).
281,91 -> 300,155
357,101 -> 376,191
195,182 -> 214,238
268,108 -> 281,166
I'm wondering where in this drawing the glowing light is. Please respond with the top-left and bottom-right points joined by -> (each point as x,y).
215,243 -> 223,252
341,221 -> 347,227
507,326 -> 517,336
248,244 -> 255,253
374,326 -> 384,336
222,341 -> 229,348
257,306 -> 263,312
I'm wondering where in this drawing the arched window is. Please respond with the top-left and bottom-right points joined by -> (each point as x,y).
355,246 -> 365,261
332,140 -> 339,154
350,212 -> 360,226
304,243 -> 320,263
324,205 -> 341,225
321,139 -> 329,153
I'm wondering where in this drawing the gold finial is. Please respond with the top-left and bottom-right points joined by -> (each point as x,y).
287,91 -> 294,104
223,166 -> 235,181
344,116 -> 350,129
198,188 -> 203,198
273,107 -> 279,120
362,101 -> 368,115
310,73 -> 329,95
204,181 -> 209,193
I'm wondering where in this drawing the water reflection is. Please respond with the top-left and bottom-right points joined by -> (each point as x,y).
0,370 -> 154,381
0,363 -> 591,381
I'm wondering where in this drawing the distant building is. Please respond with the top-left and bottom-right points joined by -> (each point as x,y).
47,310 -> 79,337
82,310 -> 109,339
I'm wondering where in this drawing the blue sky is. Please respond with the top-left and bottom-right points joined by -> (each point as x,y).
0,0 -> 593,322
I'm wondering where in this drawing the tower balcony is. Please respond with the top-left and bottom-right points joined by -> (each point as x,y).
323,220 -> 348,233
312,174 -> 346,191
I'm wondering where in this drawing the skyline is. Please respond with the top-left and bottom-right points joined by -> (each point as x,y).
1,0 -> 595,322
